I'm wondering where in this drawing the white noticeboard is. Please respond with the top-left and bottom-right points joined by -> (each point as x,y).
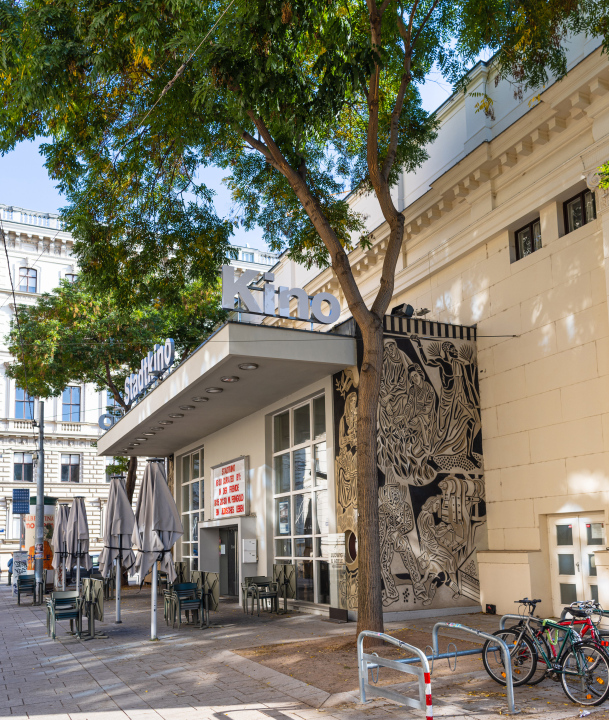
212,456 -> 248,519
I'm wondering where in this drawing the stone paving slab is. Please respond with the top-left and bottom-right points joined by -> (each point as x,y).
1,584 -> 608,719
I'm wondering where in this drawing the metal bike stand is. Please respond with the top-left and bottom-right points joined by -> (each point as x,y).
358,631 -> 433,718
500,614 -> 544,630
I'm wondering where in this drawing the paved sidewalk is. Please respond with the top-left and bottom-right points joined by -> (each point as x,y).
0,583 -> 607,719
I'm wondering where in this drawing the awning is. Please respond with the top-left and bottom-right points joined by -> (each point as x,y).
97,321 -> 356,457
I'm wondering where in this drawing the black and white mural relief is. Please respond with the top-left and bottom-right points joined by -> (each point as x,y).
334,316 -> 486,612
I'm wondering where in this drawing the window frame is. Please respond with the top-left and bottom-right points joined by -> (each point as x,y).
514,218 -> 542,261
65,272 -> 78,284
272,393 -> 329,605
13,452 -> 33,482
61,454 -> 81,483
180,448 -> 204,572
564,189 -> 597,234
15,386 -> 35,420
18,267 -> 37,293
62,386 -> 81,422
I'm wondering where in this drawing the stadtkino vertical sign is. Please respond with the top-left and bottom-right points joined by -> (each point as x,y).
221,265 -> 341,324
124,339 -> 175,405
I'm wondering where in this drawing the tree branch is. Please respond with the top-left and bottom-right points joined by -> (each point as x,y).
104,360 -> 128,410
411,0 -> 441,49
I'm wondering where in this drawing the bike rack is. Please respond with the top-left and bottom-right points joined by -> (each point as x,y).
500,614 -> 544,631
358,631 -> 433,719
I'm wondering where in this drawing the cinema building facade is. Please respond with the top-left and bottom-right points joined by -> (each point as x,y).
99,35 -> 609,620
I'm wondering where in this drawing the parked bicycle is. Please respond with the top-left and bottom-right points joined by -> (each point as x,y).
482,598 -> 609,706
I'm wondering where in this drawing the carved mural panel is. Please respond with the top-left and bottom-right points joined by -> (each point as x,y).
334,317 -> 486,611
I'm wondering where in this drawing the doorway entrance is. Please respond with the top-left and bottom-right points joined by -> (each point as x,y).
219,527 -> 238,597
548,513 -> 605,616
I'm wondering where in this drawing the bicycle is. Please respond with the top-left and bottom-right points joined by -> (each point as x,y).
482,598 -> 609,706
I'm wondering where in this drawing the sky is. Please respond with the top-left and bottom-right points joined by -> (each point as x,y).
0,76 -> 453,252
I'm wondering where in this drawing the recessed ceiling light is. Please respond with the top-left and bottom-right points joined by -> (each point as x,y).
179,405 -> 195,410
121,448 -> 130,452
192,396 -> 209,402
238,363 -> 259,371
131,442 -> 140,446
158,420 -> 173,425
143,432 -> 155,436
150,427 -> 164,431
135,437 -> 148,442
221,376 -> 239,383
168,413 -> 184,418
206,387 -> 223,394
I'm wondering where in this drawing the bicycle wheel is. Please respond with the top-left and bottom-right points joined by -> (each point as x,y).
482,629 -> 537,686
560,642 -> 609,706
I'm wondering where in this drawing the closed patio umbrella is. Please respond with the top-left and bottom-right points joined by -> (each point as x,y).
66,497 -> 92,593
131,458 -> 182,640
52,503 -> 70,590
98,475 -> 135,623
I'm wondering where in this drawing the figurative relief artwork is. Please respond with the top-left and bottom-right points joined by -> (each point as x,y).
334,318 -> 486,611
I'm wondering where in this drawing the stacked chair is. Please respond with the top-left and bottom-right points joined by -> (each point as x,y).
16,572 -> 36,605
46,591 -> 81,640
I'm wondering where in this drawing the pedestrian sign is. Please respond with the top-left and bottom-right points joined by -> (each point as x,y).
12,488 -> 30,515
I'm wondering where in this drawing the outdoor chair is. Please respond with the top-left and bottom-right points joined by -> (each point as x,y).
46,590 -> 81,640
17,572 -> 36,605
241,576 -> 272,613
250,582 -> 279,616
169,582 -> 206,628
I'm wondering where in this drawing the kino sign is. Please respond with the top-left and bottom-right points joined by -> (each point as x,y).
221,265 -> 340,324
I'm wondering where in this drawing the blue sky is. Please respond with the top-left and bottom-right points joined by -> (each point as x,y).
0,76 -> 453,251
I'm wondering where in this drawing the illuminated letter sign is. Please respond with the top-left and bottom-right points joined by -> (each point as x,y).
221,265 -> 340,325
123,338 -> 175,407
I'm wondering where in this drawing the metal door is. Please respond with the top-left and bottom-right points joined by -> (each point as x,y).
548,514 -> 605,616
219,527 -> 238,597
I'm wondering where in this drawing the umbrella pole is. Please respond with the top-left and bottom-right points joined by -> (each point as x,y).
116,554 -> 122,624
151,561 -> 158,641
62,542 -> 66,591
76,540 -> 81,594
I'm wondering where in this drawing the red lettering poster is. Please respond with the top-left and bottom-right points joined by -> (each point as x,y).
212,457 -> 247,518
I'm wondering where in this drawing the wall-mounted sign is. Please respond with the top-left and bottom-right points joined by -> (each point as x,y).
221,265 -> 341,325
124,339 -> 175,406
212,456 -> 248,518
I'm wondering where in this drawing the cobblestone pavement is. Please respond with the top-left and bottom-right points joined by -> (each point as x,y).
1,583 -> 607,720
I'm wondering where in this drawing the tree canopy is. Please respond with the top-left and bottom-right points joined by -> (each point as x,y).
1,0 -> 605,634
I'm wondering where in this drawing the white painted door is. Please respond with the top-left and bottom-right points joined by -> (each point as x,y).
548,514 -> 605,616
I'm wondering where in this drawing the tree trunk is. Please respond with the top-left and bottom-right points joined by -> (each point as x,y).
125,455 -> 138,504
356,319 -> 385,641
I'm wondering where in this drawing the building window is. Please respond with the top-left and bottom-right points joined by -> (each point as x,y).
14,453 -> 33,482
18,267 -> 37,293
181,449 -> 203,571
62,387 -> 81,422
61,454 -> 80,483
242,251 -> 254,263
564,190 -> 597,233
515,219 -> 542,260
65,273 -> 78,284
273,394 -> 329,604
15,387 -> 34,420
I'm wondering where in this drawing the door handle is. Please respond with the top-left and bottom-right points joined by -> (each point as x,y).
576,562 -> 580,572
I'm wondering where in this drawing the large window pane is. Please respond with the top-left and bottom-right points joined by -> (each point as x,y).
315,490 -> 329,535
585,190 -> 596,223
314,443 -> 327,488
590,554 -> 597,577
182,455 -> 190,483
586,523 -> 603,546
275,539 -> 291,557
516,226 -> 532,258
274,454 -> 291,493
192,452 -> 200,479
294,493 -> 312,536
274,411 -> 290,452
317,561 -> 330,604
293,448 -> 311,490
182,513 -> 190,541
532,220 -> 542,252
567,198 -> 583,232
313,396 -> 326,439
560,583 -> 577,604
296,560 -> 314,602
293,404 -> 310,445
275,498 -> 291,535
295,537 -> 313,557
191,513 -> 199,541
192,481 -> 199,510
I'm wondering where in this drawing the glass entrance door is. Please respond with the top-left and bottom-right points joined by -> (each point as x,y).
548,514 -> 605,616
219,527 -> 238,597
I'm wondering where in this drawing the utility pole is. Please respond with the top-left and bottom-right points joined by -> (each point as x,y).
34,401 -> 44,603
